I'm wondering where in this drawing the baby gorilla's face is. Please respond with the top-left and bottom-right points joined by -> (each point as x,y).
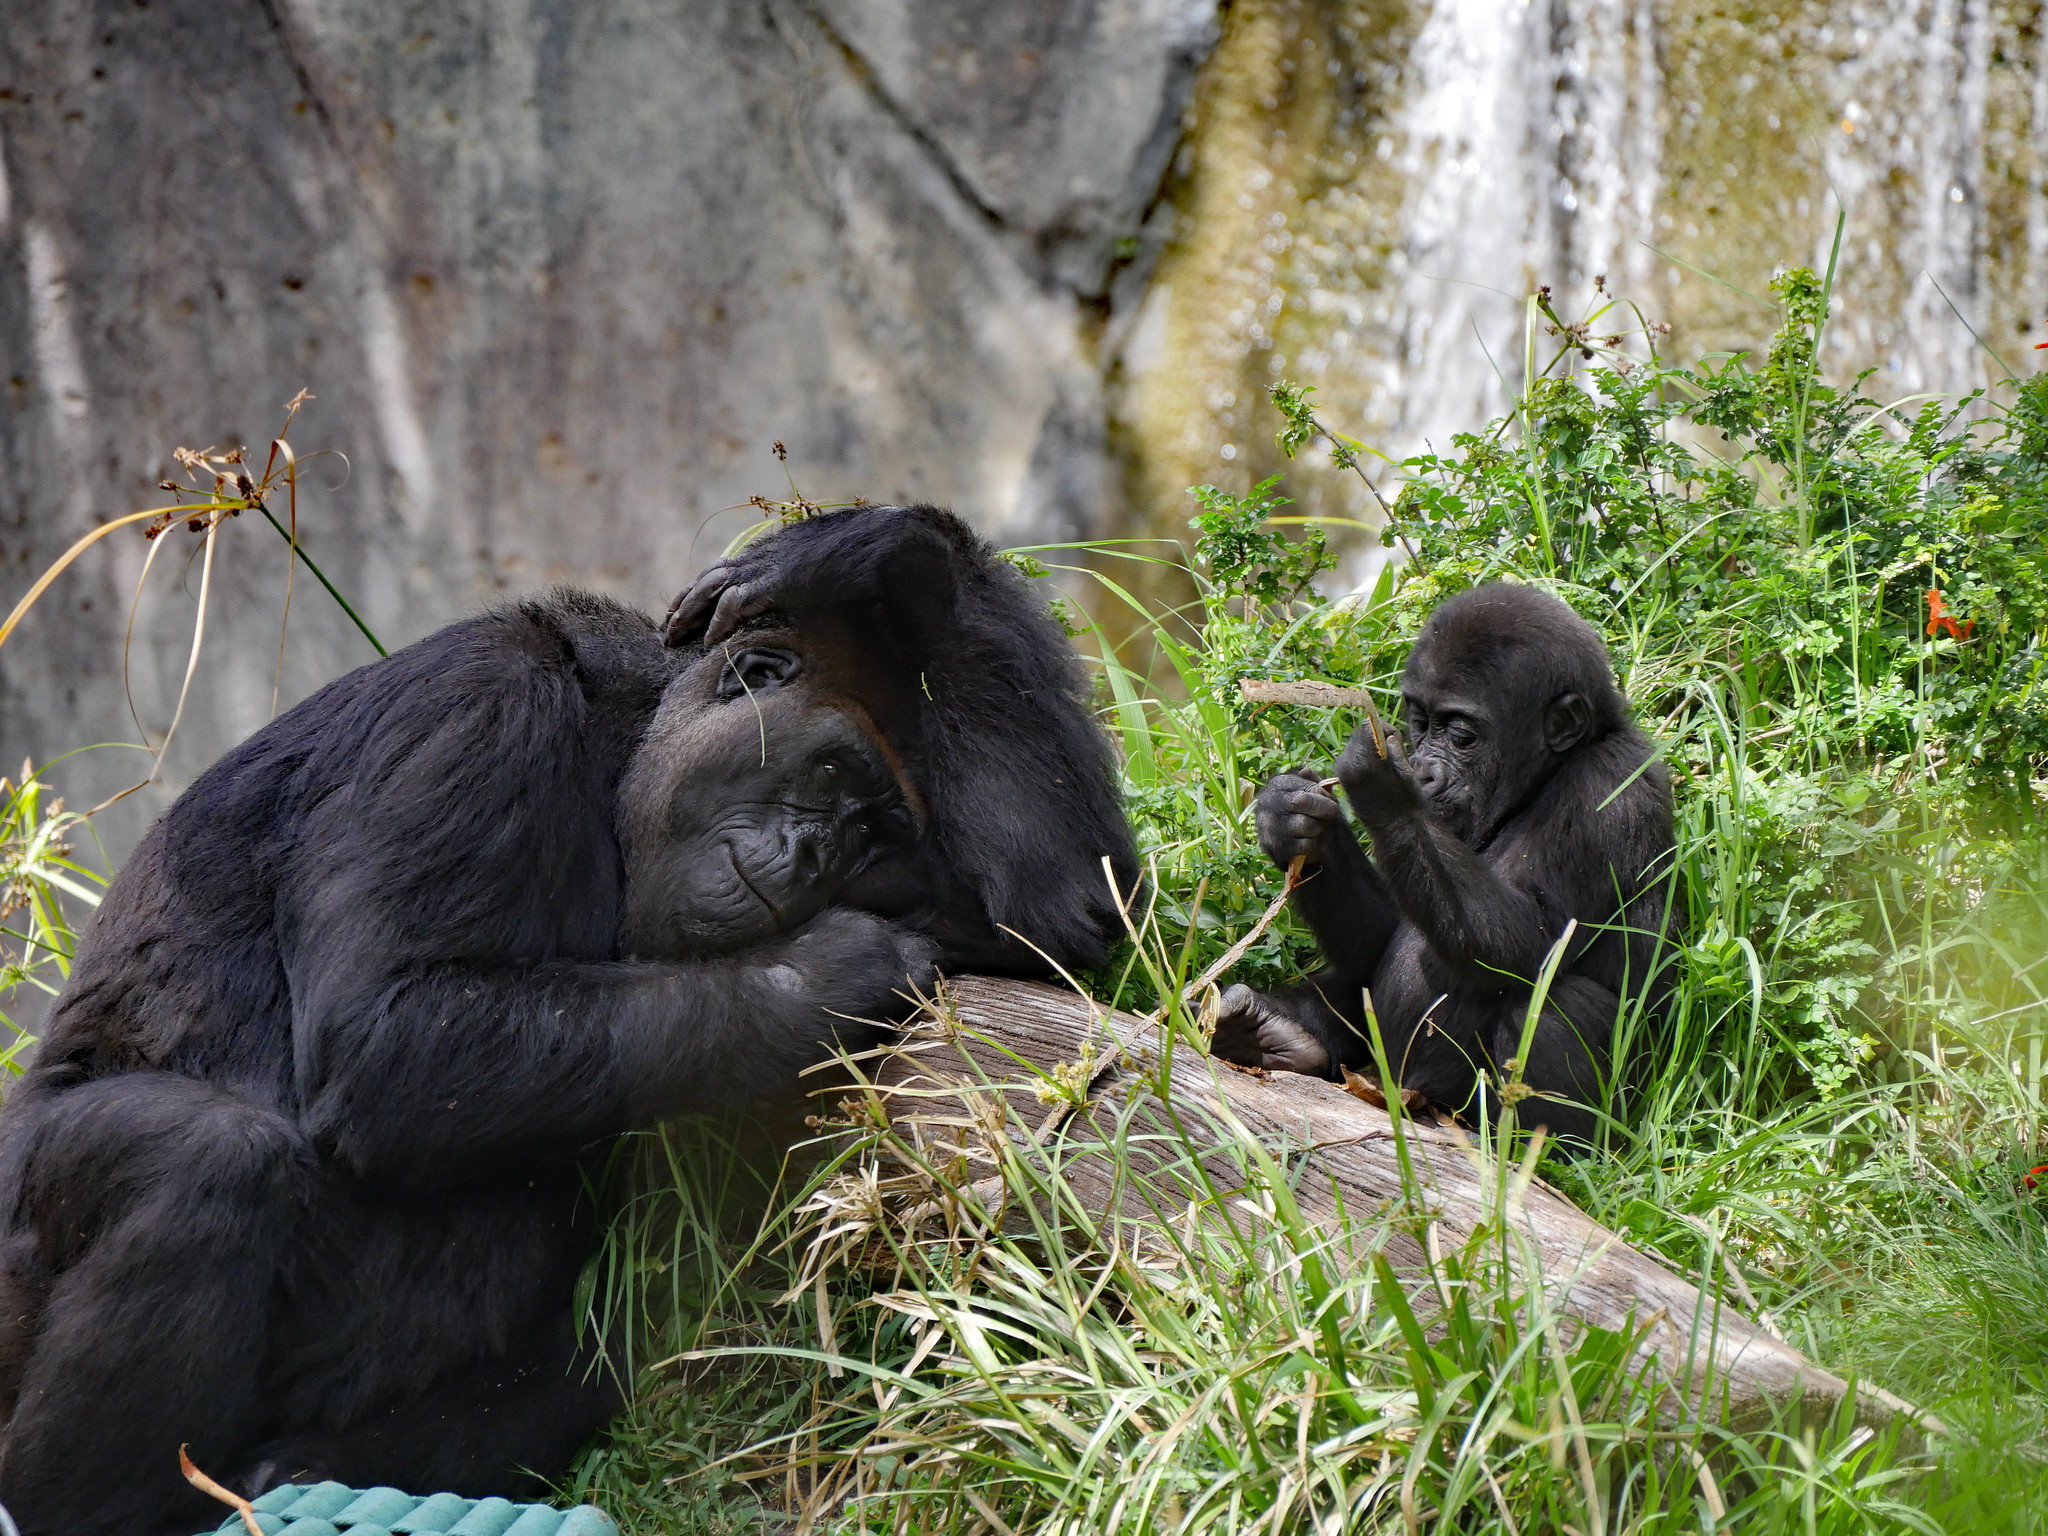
617,638 -> 922,956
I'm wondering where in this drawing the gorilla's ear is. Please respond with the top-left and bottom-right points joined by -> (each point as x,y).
716,646 -> 801,700
1542,691 -> 1594,754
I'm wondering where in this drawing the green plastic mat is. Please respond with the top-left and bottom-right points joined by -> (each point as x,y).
197,1482 -> 616,1536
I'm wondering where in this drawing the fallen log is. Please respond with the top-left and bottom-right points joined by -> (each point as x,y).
865,975 -> 1934,1443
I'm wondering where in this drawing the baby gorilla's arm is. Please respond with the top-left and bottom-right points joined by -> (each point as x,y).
1254,766 -> 1403,981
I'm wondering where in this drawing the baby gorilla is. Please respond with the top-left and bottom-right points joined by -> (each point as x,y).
1211,584 -> 1679,1144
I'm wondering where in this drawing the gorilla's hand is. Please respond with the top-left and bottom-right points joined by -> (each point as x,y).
1254,770 -> 1345,872
664,509 -> 963,650
764,909 -> 939,1032
1210,984 -> 1332,1076
665,558 -> 768,648
1335,720 -> 1424,827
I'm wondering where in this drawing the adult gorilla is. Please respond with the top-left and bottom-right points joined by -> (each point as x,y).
1212,584 -> 1678,1145
0,507 -> 1136,1536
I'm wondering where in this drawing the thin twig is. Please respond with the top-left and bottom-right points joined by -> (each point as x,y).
179,1446 -> 262,1536
255,507 -> 385,657
1177,854 -> 1306,1010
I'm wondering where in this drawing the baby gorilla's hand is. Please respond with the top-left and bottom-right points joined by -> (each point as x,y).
1254,770 -> 1344,872
765,910 -> 939,1037
1210,984 -> 1332,1076
1334,719 -> 1423,827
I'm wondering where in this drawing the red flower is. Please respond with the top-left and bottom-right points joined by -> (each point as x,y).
1926,588 -> 1975,641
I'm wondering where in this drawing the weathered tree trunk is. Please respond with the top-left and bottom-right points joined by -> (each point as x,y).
870,976 -> 1934,1442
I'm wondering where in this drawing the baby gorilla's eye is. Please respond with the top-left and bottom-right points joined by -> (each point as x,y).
821,760 -> 839,779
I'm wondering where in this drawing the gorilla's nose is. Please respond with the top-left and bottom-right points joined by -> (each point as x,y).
790,828 -> 829,887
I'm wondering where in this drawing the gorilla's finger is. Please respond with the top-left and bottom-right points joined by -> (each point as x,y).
1279,787 -> 1341,820
1334,724 -> 1380,777
703,584 -> 769,646
895,932 -> 942,992
663,561 -> 737,646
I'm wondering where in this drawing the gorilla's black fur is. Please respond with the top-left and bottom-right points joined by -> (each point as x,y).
0,506 -> 1137,1536
1212,584 -> 1679,1145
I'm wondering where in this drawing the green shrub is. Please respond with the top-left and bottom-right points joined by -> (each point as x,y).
1095,254 -> 2048,1118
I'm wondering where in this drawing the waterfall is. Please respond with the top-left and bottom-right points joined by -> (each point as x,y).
1819,0 -> 1995,393
1118,0 -> 2029,564
1378,0 -> 1547,463
1344,0 -> 1663,584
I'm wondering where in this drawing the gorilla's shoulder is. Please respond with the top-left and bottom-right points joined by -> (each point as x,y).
176,590 -> 672,826
341,588 -> 667,707
508,587 -> 660,642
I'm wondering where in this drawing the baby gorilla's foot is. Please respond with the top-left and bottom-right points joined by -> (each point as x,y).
1210,985 -> 1332,1076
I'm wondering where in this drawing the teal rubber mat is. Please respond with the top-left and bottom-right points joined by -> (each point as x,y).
197,1482 -> 616,1536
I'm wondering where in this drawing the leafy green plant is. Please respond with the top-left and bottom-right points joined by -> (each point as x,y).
0,766 -> 106,1061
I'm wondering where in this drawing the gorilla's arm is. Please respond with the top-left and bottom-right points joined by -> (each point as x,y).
1338,729 -> 1652,987
281,608 -> 927,1189
293,930 -> 913,1188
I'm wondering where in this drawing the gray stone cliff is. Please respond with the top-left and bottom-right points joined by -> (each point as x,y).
0,0 -> 1217,839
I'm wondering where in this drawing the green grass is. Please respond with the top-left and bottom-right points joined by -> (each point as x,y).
569,258 -> 2048,1532
4,256 -> 2046,1531
0,761 -> 106,1050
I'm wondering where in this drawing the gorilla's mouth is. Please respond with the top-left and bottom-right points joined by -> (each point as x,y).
1424,792 -> 1475,842
726,845 -> 786,930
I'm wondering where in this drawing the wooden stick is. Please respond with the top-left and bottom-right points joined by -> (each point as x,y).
1237,678 -> 1390,757
1237,679 -> 1372,708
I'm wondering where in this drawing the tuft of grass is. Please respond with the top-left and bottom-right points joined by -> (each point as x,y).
0,762 -> 108,1058
577,259 -> 2048,1531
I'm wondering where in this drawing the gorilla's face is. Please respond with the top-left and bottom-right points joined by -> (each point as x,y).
619,635 -> 923,955
1401,657 -> 1594,849
1399,685 -> 1501,846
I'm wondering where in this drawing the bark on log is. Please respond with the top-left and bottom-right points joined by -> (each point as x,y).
1236,679 -> 1377,708
869,975 -> 1935,1443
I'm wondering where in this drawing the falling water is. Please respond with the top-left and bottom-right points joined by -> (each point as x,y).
1118,0 -> 2039,553
1381,0 -> 1665,460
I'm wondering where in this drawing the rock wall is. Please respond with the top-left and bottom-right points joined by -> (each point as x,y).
0,0 -> 1215,837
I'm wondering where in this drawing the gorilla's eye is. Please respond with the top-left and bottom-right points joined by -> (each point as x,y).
1444,721 -> 1477,749
822,761 -> 840,780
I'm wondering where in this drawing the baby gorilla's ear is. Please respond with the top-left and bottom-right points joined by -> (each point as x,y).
1542,691 -> 1594,754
